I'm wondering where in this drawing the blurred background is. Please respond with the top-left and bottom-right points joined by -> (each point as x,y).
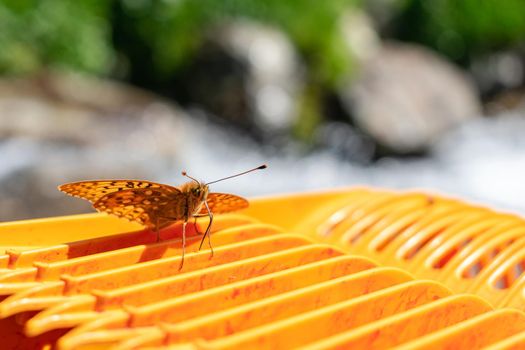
1,0 -> 525,221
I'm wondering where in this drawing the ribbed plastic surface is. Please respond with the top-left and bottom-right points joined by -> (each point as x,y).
0,188 -> 525,349
244,188 -> 525,309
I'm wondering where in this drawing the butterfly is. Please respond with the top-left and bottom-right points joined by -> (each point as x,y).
58,165 -> 267,269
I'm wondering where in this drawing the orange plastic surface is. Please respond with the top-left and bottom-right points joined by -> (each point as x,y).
244,188 -> 525,309
0,188 -> 525,349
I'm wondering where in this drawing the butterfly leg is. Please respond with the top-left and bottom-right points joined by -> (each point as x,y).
193,216 -> 203,235
192,215 -> 208,249
179,221 -> 187,270
198,201 -> 214,257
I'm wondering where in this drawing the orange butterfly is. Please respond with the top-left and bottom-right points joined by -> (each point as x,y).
58,165 -> 267,269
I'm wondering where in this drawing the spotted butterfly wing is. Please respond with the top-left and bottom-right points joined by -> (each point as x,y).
58,180 -> 179,204
199,192 -> 249,215
92,188 -> 184,228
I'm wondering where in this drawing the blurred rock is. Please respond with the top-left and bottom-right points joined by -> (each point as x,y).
485,88 -> 525,115
315,121 -> 376,164
173,20 -> 304,139
0,72 -> 188,220
470,50 -> 525,99
339,42 -> 482,154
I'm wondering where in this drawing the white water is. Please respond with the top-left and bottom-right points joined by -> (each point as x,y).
1,103 -> 525,219
176,108 -> 525,215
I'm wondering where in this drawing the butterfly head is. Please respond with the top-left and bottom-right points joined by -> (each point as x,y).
181,171 -> 209,202
189,181 -> 209,202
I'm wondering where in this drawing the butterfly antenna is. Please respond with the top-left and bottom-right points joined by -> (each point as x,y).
182,171 -> 200,184
206,164 -> 267,185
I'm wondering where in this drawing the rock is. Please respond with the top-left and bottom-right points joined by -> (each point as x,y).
484,88 -> 525,115
314,121 -> 376,164
470,50 -> 525,100
0,72 -> 188,220
339,42 -> 482,154
173,20 -> 304,138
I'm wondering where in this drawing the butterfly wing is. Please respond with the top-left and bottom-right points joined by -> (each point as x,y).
58,180 -> 180,204
199,192 -> 249,215
93,188 -> 184,227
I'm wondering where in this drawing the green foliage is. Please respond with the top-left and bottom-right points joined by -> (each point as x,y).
0,0 -> 361,86
2,0 -> 524,85
393,0 -> 525,62
0,0 -> 114,74
116,0 -> 360,86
